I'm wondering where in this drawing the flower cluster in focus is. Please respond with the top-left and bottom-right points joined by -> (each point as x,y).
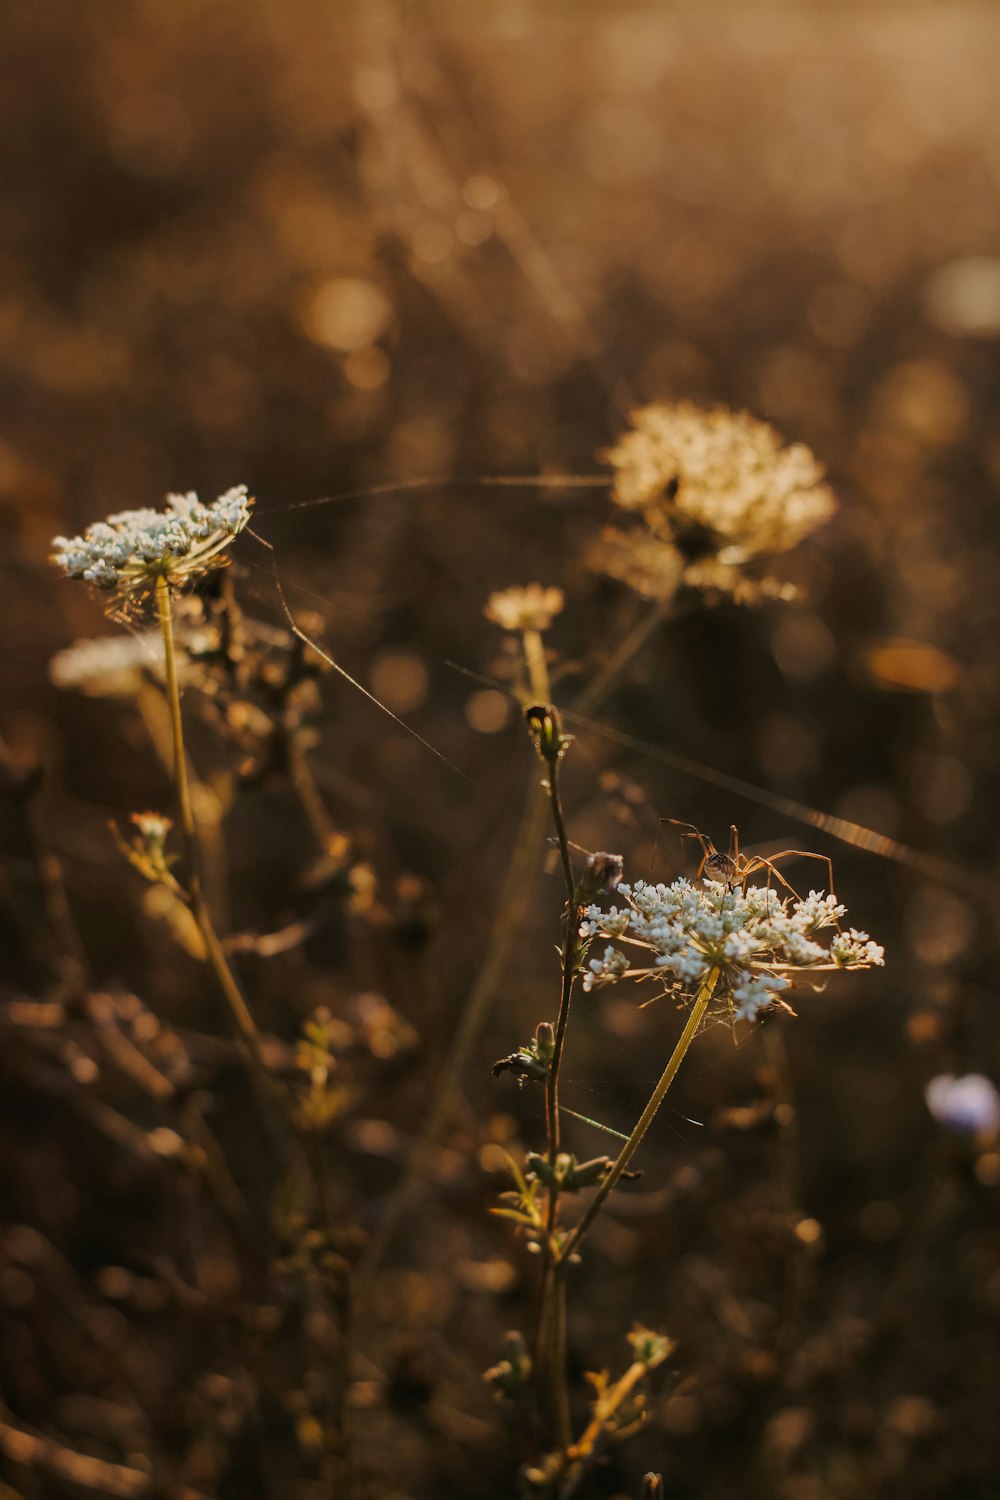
51,486 -> 252,595
581,876 -> 883,1022
593,403 -> 835,604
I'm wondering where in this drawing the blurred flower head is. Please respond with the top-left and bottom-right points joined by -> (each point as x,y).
484,583 -> 565,632
925,1073 -> 1000,1136
594,402 -> 835,604
51,486 -> 252,597
581,875 -> 883,1022
50,630 -> 168,697
49,608 -> 223,697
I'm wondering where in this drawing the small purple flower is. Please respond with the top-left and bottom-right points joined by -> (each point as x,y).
925,1073 -> 1000,1136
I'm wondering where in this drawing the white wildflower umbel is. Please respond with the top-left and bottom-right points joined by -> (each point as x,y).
51,486 -> 252,597
595,403 -> 835,604
581,876 -> 883,1023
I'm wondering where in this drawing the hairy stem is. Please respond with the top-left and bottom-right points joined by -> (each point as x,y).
535,744 -> 578,1442
358,597 -> 671,1294
559,968 -> 719,1264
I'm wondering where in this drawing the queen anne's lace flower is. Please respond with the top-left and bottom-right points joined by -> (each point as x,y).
51,486 -> 252,596
581,874 -> 883,1023
593,403 -> 835,604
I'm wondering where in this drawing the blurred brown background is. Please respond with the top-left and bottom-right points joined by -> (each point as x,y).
2,3 -> 1000,1498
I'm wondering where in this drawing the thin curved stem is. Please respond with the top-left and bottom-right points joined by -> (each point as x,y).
155,576 -> 356,1496
559,968 -> 719,1265
155,577 -> 265,1070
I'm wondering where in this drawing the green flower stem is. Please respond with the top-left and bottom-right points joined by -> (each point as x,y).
535,743 -> 579,1448
558,967 -> 720,1265
521,627 -> 551,703
155,577 -> 266,1072
156,575 -> 356,1498
156,579 -> 198,889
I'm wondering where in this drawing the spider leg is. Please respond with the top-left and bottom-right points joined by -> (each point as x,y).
652,818 -> 704,877
661,817 -> 705,841
661,818 -> 716,882
744,856 -> 802,906
765,851 -> 842,929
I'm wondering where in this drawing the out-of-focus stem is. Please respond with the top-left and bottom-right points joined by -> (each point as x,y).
521,627 -> 551,703
572,597 -> 671,716
287,737 -> 343,856
21,780 -> 91,995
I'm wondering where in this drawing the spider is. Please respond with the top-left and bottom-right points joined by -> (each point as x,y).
661,818 -> 839,917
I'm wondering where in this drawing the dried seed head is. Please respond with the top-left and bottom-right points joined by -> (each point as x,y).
574,849 -> 625,903
594,403 -> 835,604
